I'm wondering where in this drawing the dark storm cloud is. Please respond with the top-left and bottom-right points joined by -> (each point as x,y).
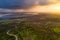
0,0 -> 48,9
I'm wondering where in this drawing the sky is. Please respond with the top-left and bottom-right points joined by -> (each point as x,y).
0,0 -> 60,14
0,0 -> 58,9
0,0 -> 46,9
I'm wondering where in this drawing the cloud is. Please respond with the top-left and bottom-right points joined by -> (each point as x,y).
0,0 -> 60,15
1,3 -> 60,13
48,0 -> 60,4
13,3 -> 60,15
0,0 -> 58,9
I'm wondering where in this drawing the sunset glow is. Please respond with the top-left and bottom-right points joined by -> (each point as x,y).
0,0 -> 60,15
14,0 -> 60,14
15,3 -> 60,14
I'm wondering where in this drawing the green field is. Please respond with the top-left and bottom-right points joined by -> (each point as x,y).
0,13 -> 60,40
